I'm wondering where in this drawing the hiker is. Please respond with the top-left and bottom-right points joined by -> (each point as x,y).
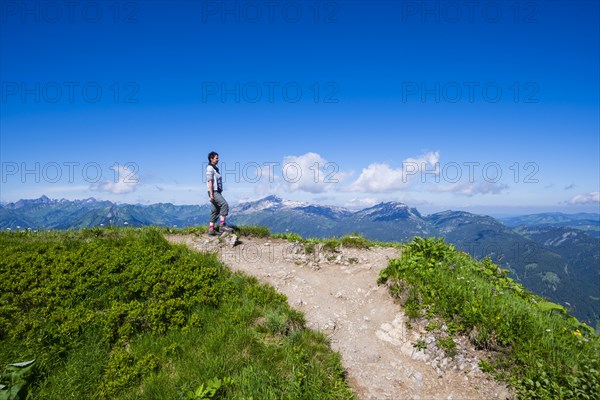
206,151 -> 234,235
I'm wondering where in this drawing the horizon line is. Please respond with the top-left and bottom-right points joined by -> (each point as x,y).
2,194 -> 599,218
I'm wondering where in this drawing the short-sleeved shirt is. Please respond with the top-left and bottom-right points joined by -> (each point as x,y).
206,164 -> 222,192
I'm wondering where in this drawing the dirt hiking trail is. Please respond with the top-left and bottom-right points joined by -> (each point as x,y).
166,234 -> 514,400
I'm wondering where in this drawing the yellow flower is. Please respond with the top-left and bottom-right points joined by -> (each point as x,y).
573,329 -> 582,337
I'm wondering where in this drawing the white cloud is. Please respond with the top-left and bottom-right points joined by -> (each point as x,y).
90,164 -> 139,194
343,197 -> 380,209
433,181 -> 509,197
281,152 -> 350,194
252,164 -> 283,197
567,191 -> 600,205
344,151 -> 440,192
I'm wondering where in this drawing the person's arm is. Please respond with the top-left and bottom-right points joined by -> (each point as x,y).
207,166 -> 215,202
208,180 -> 214,201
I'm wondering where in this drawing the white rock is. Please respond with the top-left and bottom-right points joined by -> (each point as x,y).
411,350 -> 428,362
225,234 -> 238,248
323,320 -> 337,331
411,371 -> 424,388
380,323 -> 392,332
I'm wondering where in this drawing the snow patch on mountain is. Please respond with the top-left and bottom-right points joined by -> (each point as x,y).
234,195 -> 310,215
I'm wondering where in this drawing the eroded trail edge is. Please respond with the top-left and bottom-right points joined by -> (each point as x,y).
166,234 -> 513,400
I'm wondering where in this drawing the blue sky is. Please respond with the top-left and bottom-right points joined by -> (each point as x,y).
1,0 -> 599,215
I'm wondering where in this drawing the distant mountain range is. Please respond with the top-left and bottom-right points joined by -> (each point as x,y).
501,212 -> 600,238
2,195 -> 599,327
0,195 -> 210,230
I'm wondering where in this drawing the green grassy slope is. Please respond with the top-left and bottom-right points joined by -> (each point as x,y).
378,236 -> 599,400
0,227 -> 353,399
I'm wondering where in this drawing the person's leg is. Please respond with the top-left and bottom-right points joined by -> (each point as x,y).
213,192 -> 232,231
208,192 -> 220,234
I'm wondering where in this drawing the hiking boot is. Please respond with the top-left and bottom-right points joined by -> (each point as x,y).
208,227 -> 217,236
220,224 -> 234,233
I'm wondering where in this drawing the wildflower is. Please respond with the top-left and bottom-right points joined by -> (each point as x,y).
451,264 -> 456,270
573,329 -> 582,337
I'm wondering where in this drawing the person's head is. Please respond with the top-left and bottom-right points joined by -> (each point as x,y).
208,151 -> 219,164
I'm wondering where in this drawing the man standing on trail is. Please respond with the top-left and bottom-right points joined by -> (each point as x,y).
206,151 -> 234,236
